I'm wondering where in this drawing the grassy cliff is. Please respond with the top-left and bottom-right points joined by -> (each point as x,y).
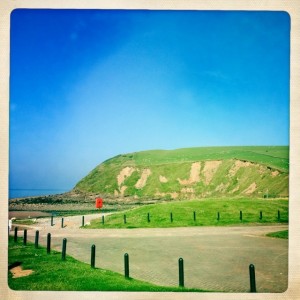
74,146 -> 289,201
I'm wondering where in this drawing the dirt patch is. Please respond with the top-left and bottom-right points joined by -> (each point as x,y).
215,182 -> 229,192
229,185 -> 240,193
115,167 -> 136,196
243,182 -> 257,195
10,266 -> 34,278
178,162 -> 201,185
181,187 -> 194,193
117,167 -> 136,186
135,169 -> 151,189
155,191 -> 179,199
258,165 -> 265,174
271,170 -> 279,177
203,160 -> 222,185
115,186 -> 128,196
228,160 -> 253,177
159,175 -> 168,183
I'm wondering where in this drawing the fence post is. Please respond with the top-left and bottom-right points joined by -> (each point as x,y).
51,215 -> 54,226
170,212 -> 173,222
278,210 -> 280,221
178,258 -> 184,287
35,230 -> 39,249
124,253 -> 129,278
217,212 -> 220,221
23,229 -> 27,245
147,213 -> 150,223
124,215 -> 127,224
61,218 -> 64,228
47,233 -> 51,254
82,216 -> 85,227
240,211 -> 243,221
91,245 -> 96,268
62,238 -> 67,260
249,264 -> 257,292
14,227 -> 18,242
193,211 -> 196,221
259,211 -> 262,220
102,215 -> 105,224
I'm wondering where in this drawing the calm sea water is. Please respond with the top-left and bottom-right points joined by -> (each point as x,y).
9,189 -> 69,199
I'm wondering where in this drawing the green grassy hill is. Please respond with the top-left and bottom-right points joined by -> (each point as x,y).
74,146 -> 289,201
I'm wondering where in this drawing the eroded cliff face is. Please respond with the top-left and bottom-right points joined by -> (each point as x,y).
75,158 -> 289,200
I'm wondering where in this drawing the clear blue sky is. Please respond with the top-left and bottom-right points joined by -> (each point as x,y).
9,9 -> 290,191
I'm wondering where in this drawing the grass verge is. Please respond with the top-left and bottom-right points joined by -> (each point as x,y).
12,219 -> 37,225
85,198 -> 288,229
266,230 -> 288,239
8,236 -> 208,292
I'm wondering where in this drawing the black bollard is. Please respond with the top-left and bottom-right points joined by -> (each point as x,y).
178,258 -> 184,287
124,253 -> 129,278
91,245 -> 96,268
240,211 -> 243,221
170,212 -> 173,222
278,210 -> 280,221
51,215 -> 54,226
193,211 -> 196,221
259,211 -> 262,220
147,213 -> 150,223
23,229 -> 27,245
14,227 -> 18,242
124,215 -> 126,224
102,215 -> 105,224
35,230 -> 39,249
62,238 -> 67,260
217,212 -> 220,221
61,217 -> 64,228
249,264 -> 257,292
47,233 -> 51,254
82,216 -> 85,227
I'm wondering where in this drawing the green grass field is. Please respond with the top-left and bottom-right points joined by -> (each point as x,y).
8,236 -> 207,292
85,198 -> 288,229
130,146 -> 289,171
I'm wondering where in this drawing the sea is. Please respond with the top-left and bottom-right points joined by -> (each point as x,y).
9,189 -> 69,200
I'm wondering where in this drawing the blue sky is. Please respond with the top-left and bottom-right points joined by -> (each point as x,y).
9,9 -> 290,192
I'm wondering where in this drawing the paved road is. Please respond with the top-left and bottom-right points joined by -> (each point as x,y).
19,215 -> 288,292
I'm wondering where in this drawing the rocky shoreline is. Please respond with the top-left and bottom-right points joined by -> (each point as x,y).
9,190 -> 157,213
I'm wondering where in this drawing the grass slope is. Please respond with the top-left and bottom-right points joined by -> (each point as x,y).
85,198 -> 288,229
130,146 -> 289,170
8,237 -> 206,292
74,146 -> 289,199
